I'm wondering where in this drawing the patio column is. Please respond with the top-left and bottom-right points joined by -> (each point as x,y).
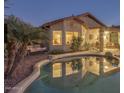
99,28 -> 104,52
63,20 -> 67,51
62,30 -> 66,51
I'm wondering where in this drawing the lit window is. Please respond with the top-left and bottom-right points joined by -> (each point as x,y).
66,32 -> 73,45
53,31 -> 62,45
74,32 -> 78,37
66,32 -> 78,45
52,63 -> 62,78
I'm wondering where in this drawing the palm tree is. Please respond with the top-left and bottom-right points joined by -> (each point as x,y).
5,15 -> 48,77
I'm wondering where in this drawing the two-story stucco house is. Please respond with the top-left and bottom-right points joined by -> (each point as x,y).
41,12 -> 120,53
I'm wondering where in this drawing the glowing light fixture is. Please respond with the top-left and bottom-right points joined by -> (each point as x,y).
104,66 -> 109,69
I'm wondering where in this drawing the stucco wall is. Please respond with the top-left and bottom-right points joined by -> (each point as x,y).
77,16 -> 102,28
63,19 -> 82,32
49,19 -> 87,52
81,25 -> 89,45
63,19 -> 83,51
49,21 -> 65,51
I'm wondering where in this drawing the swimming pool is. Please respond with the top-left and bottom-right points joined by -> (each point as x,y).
25,56 -> 120,93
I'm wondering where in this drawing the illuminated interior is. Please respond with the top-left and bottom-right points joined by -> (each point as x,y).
52,63 -> 62,78
53,31 -> 62,45
66,32 -> 78,45
104,31 -> 119,49
110,32 -> 118,44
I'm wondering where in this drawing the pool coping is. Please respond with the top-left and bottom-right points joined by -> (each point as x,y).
8,52 -> 120,93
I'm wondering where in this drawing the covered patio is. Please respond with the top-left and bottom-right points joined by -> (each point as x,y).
103,27 -> 120,54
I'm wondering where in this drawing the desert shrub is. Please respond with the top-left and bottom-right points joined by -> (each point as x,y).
84,42 -> 90,50
70,36 -> 83,51
105,52 -> 119,66
105,51 -> 113,59
105,52 -> 113,64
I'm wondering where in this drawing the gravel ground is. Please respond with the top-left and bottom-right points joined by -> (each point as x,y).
4,53 -> 48,93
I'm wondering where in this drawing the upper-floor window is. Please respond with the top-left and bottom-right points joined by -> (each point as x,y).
53,31 -> 62,45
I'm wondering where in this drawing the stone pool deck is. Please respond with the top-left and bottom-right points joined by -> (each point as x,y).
8,51 -> 120,93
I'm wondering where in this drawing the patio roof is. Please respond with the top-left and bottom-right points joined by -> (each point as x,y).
105,26 -> 120,32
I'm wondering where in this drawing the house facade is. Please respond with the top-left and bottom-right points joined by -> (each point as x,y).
41,12 -> 120,53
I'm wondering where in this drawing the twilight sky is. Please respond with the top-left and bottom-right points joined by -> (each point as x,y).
5,0 -> 120,27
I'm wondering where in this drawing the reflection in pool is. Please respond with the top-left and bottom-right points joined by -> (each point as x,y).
25,56 -> 120,93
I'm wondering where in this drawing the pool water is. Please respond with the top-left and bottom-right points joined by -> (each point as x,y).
25,56 -> 120,93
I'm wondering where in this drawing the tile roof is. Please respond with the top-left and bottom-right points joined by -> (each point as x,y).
41,12 -> 106,28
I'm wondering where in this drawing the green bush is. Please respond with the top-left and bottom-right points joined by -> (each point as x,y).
70,36 -> 83,51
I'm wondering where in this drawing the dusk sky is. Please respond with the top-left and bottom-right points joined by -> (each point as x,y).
5,0 -> 120,27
